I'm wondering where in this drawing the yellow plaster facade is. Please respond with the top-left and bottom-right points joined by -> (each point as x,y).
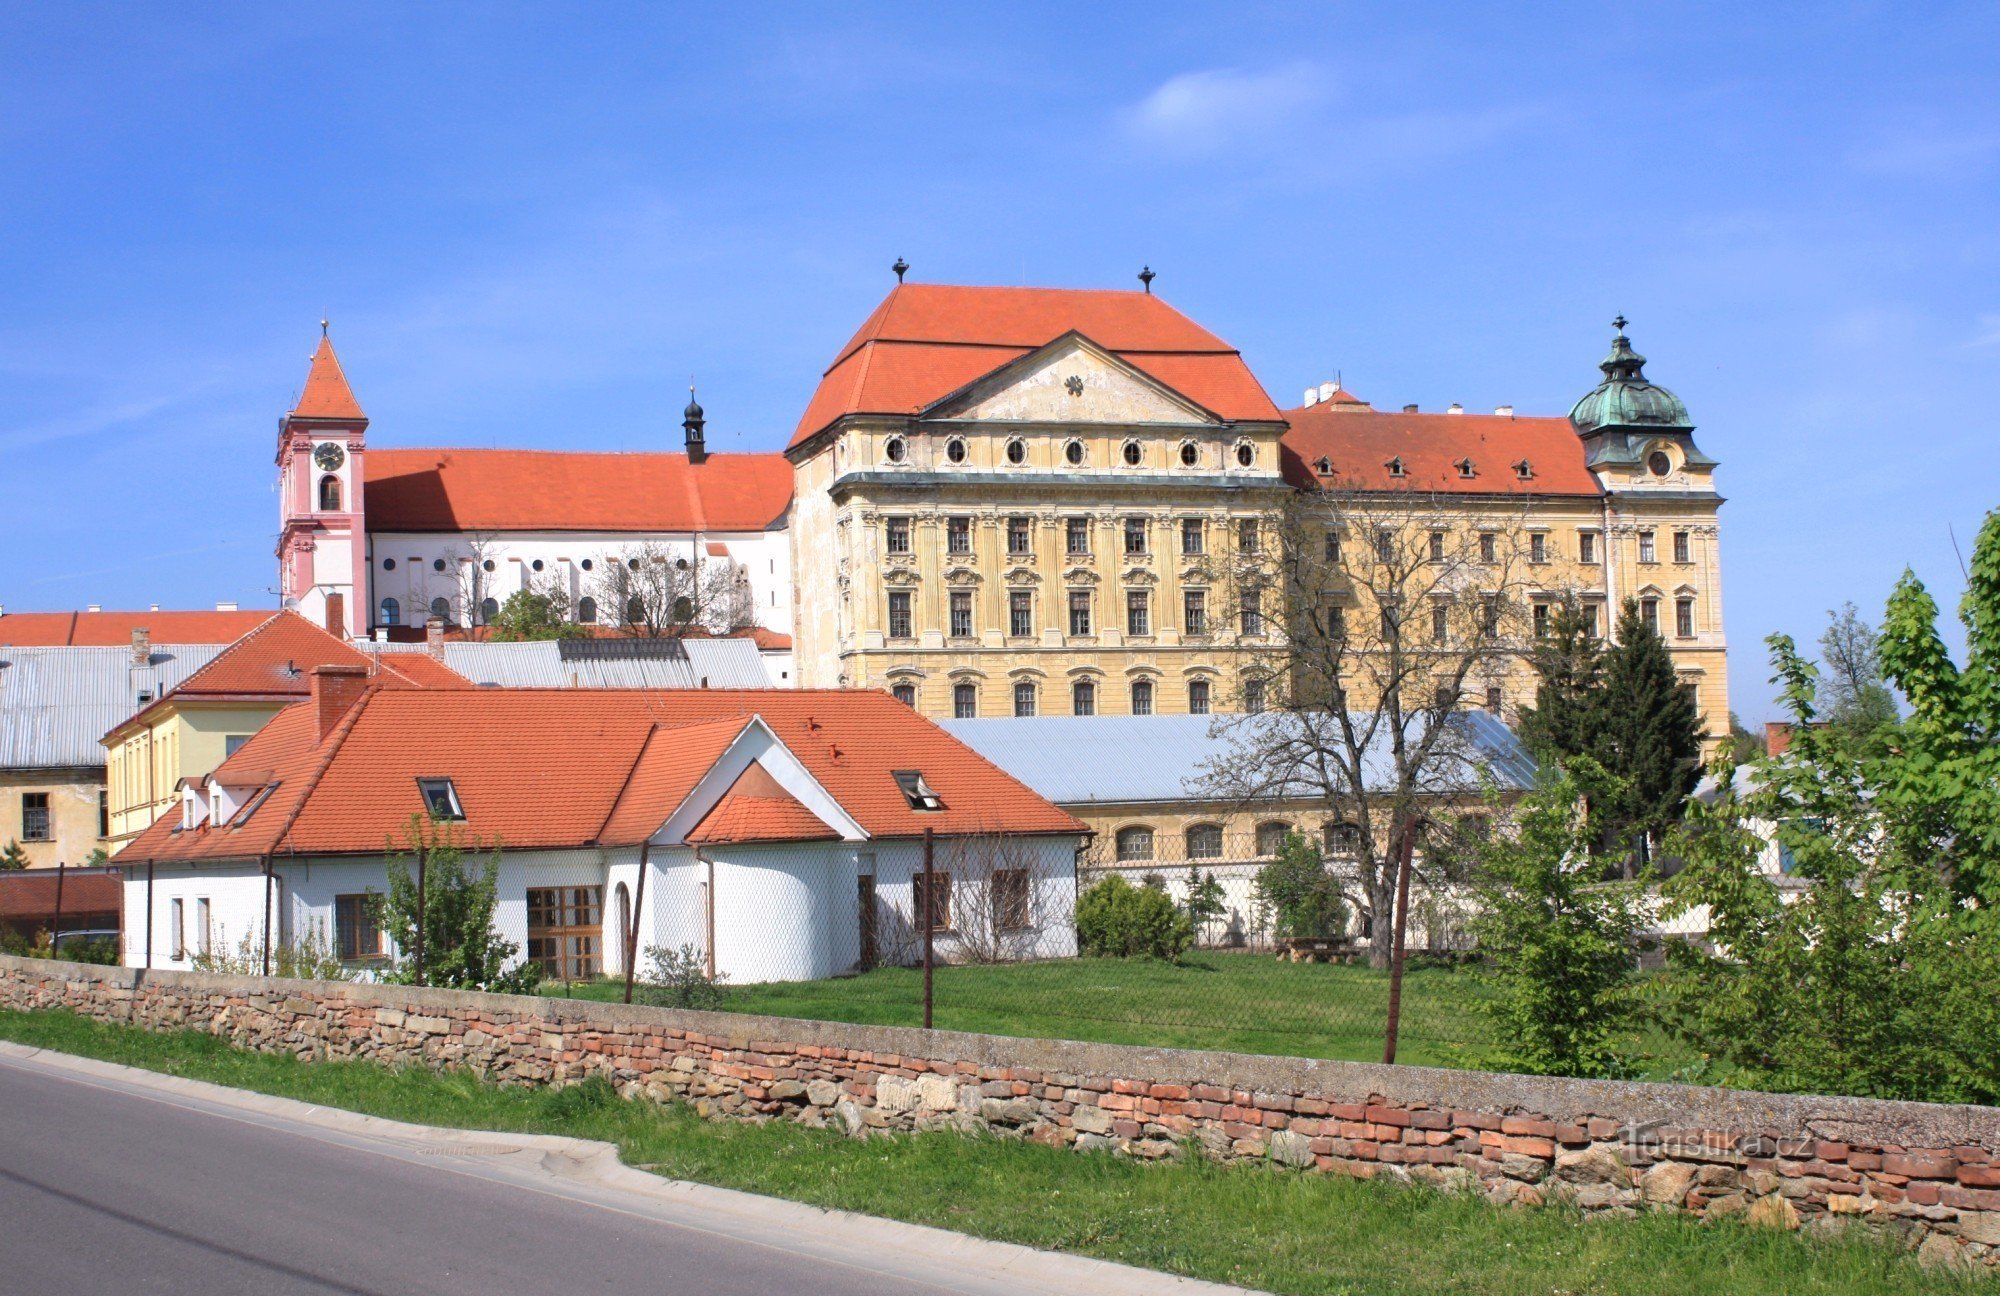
2,769 -> 107,868
103,703 -> 281,846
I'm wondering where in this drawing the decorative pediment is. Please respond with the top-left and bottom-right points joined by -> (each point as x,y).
882,563 -> 921,585
943,565 -> 984,586
1004,566 -> 1041,585
918,333 -> 1223,426
1179,563 -> 1213,585
1063,566 -> 1101,585
1123,567 -> 1159,586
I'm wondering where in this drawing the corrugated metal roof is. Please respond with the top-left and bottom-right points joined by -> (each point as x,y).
370,638 -> 771,689
940,711 -> 1538,805
0,645 -> 226,770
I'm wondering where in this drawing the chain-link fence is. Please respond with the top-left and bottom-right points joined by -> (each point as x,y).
554,828 -> 1500,1070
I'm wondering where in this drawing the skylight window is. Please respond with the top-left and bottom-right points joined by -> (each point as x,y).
416,777 -> 465,821
232,782 -> 279,827
892,770 -> 945,812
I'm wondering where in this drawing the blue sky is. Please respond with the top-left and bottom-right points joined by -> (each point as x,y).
2,3 -> 1994,720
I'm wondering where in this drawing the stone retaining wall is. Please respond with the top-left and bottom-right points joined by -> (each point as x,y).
6,954 -> 1997,1270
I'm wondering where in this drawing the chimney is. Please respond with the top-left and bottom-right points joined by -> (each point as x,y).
130,627 -> 151,668
87,603 -> 102,613
1494,404 -> 1514,417
1401,403 -> 1418,414
426,615 -> 446,658
1764,721 -> 1793,759
310,663 -> 370,742
215,600 -> 238,612
1446,403 -> 1464,415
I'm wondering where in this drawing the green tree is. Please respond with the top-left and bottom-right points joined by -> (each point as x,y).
1516,598 -> 1606,762
1817,602 -> 1899,738
1251,832 -> 1348,941
1657,635 -> 2000,1102
0,840 -> 27,871
1725,711 -> 1762,768
1593,599 -> 1703,874
488,589 -> 583,642
1183,865 -> 1225,942
378,814 -> 540,992
1470,760 -> 1646,1079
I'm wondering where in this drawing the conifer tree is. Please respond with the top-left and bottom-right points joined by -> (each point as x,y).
0,840 -> 26,871
1593,599 -> 1703,874
1517,598 -> 1606,762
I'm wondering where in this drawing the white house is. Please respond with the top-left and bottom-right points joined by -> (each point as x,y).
113,671 -> 1085,984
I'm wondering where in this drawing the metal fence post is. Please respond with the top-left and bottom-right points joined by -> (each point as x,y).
145,861 -> 155,969
51,859 -> 66,956
922,826 -> 935,1030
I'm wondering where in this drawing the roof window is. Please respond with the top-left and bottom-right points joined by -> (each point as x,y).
1386,456 -> 1406,478
232,782 -> 279,827
1514,459 -> 1533,480
1456,457 -> 1477,479
416,777 -> 465,821
892,770 -> 945,812
1314,456 -> 1331,475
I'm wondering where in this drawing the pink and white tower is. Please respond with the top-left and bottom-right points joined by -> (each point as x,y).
276,326 -> 368,639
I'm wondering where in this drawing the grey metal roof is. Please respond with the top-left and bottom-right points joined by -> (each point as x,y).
0,645 -> 227,770
940,711 -> 1538,805
373,638 -> 771,689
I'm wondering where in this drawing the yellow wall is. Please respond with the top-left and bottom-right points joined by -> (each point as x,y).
1,769 -> 106,868
104,702 -> 285,845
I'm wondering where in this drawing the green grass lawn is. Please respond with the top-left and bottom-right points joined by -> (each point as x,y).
548,951 -> 1696,1077
0,1007 -> 1970,1296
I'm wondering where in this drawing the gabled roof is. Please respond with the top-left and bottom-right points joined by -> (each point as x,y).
0,645 -> 225,769
0,610 -> 272,647
364,449 -> 792,534
791,284 -> 1283,448
291,335 -> 366,422
686,759 -> 842,845
116,688 -> 1085,866
1280,400 -> 1602,497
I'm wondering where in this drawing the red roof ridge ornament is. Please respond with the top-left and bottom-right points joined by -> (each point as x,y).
290,327 -> 367,422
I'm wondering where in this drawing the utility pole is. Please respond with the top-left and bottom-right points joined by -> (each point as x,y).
1381,819 -> 1416,1065
922,827 -> 935,1030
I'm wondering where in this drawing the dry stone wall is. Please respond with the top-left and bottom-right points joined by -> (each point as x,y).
6,954 -> 1998,1270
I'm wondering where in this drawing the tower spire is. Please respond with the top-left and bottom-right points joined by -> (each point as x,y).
290,328 -> 366,422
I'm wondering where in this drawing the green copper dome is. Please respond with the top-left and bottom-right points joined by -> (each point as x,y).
1569,317 -> 1692,436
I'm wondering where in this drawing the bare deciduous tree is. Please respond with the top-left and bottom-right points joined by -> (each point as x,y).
590,542 -> 757,638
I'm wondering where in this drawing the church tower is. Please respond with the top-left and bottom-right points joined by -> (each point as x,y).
277,326 -> 368,638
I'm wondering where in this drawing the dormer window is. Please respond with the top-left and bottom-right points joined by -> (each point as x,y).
1514,459 -> 1533,481
417,777 -> 464,821
1386,457 -> 1406,478
1314,456 -> 1331,475
1455,457 -> 1477,479
892,770 -> 945,812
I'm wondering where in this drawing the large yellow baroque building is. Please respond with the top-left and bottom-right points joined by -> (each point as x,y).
785,285 -> 1728,733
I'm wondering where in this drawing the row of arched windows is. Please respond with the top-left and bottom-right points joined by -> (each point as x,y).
375,592 -> 636,630
1111,820 -> 1365,863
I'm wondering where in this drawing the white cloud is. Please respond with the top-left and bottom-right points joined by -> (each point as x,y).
1121,63 -> 1331,154
1970,314 -> 2000,349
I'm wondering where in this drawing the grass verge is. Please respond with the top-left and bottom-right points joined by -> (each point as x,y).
0,1006 -> 1971,1295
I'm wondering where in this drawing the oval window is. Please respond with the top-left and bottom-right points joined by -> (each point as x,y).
432,558 -> 446,572
886,436 -> 907,463
1006,438 -> 1026,465
1122,441 -> 1142,466
946,437 -> 967,463
1236,442 -> 1255,467
1648,450 -> 1673,476
1179,442 -> 1199,467
381,558 -> 396,571
1064,439 -> 1085,466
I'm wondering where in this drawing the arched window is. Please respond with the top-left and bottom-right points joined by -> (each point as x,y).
672,596 -> 694,623
478,597 -> 499,625
428,597 -> 452,626
1115,826 -> 1154,862
953,683 -> 977,718
1130,678 -> 1154,715
378,597 -> 401,627
1185,824 -> 1224,860
1012,680 -> 1037,717
1188,679 -> 1210,715
1256,821 -> 1292,857
1072,679 -> 1095,716
626,597 -> 646,625
318,474 -> 342,511
576,596 -> 597,624
891,682 -> 917,707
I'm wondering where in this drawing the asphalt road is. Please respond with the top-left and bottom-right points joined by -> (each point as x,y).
0,1047 -> 1240,1296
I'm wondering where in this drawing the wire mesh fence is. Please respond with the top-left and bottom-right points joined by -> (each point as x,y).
551,828 -> 1501,1070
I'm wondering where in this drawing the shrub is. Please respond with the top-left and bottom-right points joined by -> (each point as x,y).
634,943 -> 729,1010
1252,832 -> 1347,941
1075,875 -> 1193,960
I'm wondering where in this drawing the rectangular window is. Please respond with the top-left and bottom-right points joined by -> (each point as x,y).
1582,602 -> 1601,638
224,734 -> 252,758
1638,530 -> 1657,563
1008,590 -> 1033,638
1237,518 -> 1259,553
196,897 -> 212,957
944,590 -> 972,639
1482,595 -> 1501,639
20,792 -> 50,842
1124,518 -> 1147,555
170,898 -> 185,960
885,516 -> 911,555
953,684 -> 977,719
1429,530 -> 1446,563
912,872 -> 952,933
1068,591 -> 1092,636
887,590 -> 913,639
1325,603 -> 1346,640
1533,603 -> 1551,637
527,886 -> 603,981
1239,590 -> 1263,637
1126,590 -> 1150,636
1324,530 -> 1342,562
1381,604 -> 1401,638
1183,589 -> 1207,635
1676,597 -> 1695,638
1013,681 -> 1037,717
1479,532 -> 1497,564
1673,530 -> 1691,564
334,893 -> 384,962
1375,530 -> 1395,563
1641,597 -> 1660,633
416,777 -> 464,821
1065,517 -> 1090,555
993,869 -> 1031,931
1432,603 -> 1449,642
946,516 -> 971,555
1530,533 -> 1547,564
1006,516 -> 1030,555
1579,531 -> 1598,565
98,789 -> 109,839
1181,518 -> 1205,555
1485,686 -> 1503,715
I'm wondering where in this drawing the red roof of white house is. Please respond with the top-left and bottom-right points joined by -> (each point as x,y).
291,335 -> 367,422
686,760 -> 842,845
1279,397 -> 1602,497
0,609 -> 274,647
115,687 -> 1086,865
364,449 -> 793,534
791,284 -> 1283,448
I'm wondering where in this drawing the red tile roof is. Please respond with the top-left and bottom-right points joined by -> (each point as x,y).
1280,400 -> 1602,497
364,449 -> 792,534
117,688 -> 1085,865
0,609 -> 274,647
292,336 -> 367,422
0,870 -> 121,921
791,284 -> 1283,448
686,760 -> 841,845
